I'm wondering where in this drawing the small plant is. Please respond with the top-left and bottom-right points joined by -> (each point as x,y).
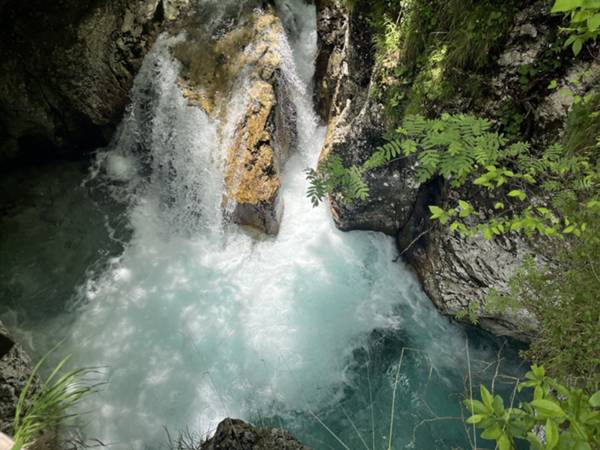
12,351 -> 99,450
552,0 -> 600,56
465,365 -> 600,450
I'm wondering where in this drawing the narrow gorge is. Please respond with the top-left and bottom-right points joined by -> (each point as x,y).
1,0 -> 598,449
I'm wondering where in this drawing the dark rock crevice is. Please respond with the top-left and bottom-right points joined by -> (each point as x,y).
0,321 -> 37,435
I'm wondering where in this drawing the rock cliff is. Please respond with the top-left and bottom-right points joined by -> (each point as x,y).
315,0 -> 598,340
0,0 -> 189,166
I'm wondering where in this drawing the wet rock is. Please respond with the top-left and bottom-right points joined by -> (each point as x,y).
0,321 -> 36,435
0,0 -> 190,166
315,0 -> 417,235
201,418 -> 310,450
314,0 -> 347,120
177,10 -> 297,235
397,188 -> 543,342
225,80 -> 283,235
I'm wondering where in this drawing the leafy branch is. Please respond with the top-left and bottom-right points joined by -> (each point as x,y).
465,365 -> 600,450
307,113 -> 600,240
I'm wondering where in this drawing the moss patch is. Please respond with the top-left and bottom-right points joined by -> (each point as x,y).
173,10 -> 283,115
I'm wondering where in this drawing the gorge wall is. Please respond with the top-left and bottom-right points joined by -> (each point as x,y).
314,0 -> 600,340
0,0 -> 190,166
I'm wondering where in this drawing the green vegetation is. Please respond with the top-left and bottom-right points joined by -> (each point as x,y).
309,112 -> 600,240
552,0 -> 600,55
361,0 -> 519,123
466,365 -> 600,450
12,351 -> 98,450
494,234 -> 600,393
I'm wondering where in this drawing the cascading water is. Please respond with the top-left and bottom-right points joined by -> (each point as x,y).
0,1 -> 526,449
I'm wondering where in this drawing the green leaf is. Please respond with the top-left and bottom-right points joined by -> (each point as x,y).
459,200 -> 473,218
483,227 -> 493,240
551,0 -> 584,12
401,139 -> 418,156
573,38 -> 584,56
481,425 -> 503,440
589,391 -> 600,407
531,365 -> 545,378
429,205 -> 446,219
548,80 -> 558,89
464,399 -> 488,415
493,395 -> 505,415
466,414 -> 485,424
531,399 -> 566,418
497,433 -> 511,450
481,385 -> 494,409
545,419 -> 559,450
508,189 -> 527,201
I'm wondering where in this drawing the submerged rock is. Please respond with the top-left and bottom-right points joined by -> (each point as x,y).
0,321 -> 36,435
201,418 -> 310,450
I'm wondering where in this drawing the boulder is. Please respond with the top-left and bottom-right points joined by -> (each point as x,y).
201,418 -> 310,450
397,185 -> 544,342
224,80 -> 283,235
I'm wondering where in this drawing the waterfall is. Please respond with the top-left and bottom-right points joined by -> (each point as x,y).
4,2 -> 524,449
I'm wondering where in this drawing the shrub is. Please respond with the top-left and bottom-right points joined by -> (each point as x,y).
465,365 -> 600,450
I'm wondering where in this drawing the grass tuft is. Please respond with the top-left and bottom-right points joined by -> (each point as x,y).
11,349 -> 100,450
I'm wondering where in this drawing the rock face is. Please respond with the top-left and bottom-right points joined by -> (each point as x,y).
315,0 -> 594,340
0,321 -> 36,435
397,188 -> 543,341
0,0 -> 189,166
177,9 -> 296,235
314,0 -> 347,120
315,0 -> 421,236
201,418 -> 310,450
222,12 -> 296,235
225,79 -> 285,235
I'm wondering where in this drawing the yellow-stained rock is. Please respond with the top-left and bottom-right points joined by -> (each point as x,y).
174,8 -> 296,235
224,80 -> 283,234
175,8 -> 285,116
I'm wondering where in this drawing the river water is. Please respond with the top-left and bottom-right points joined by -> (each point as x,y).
0,1 -> 526,449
